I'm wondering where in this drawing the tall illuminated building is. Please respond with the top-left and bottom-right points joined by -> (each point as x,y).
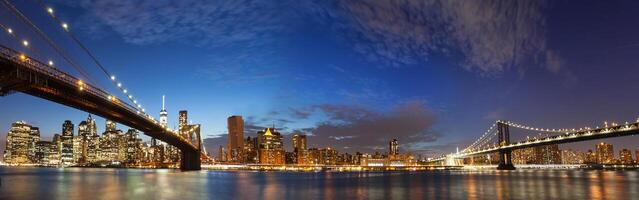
389,139 -> 399,156
596,142 -> 614,164
257,127 -> 285,165
61,120 -> 74,166
153,96 -> 169,147
179,110 -> 188,131
292,134 -> 307,164
3,121 -> 38,164
160,95 -> 168,127
227,116 -> 244,163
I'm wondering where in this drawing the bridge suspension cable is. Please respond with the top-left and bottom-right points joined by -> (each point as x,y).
462,123 -> 497,152
1,0 -> 99,86
503,121 -> 612,133
35,0 -> 150,116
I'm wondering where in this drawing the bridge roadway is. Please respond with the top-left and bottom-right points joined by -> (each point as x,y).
0,45 -> 201,170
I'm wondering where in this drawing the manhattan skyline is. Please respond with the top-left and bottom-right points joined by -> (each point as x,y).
2,0 -> 639,158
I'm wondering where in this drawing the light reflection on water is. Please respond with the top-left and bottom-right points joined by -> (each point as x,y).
0,167 -> 638,200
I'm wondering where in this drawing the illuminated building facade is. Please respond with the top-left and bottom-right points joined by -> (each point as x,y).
292,134 -> 307,164
389,139 -> 399,156
596,142 -> 614,164
620,149 -> 633,164
61,120 -> 74,166
560,149 -> 585,164
257,128 -> 285,165
3,121 -> 38,164
243,136 -> 258,163
227,116 -> 244,163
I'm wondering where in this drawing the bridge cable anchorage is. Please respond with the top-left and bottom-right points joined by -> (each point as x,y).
1,0 -> 100,87
37,1 -> 149,116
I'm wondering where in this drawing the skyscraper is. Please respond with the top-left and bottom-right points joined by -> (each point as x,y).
389,139 -> 399,156
596,142 -> 614,164
257,127 -> 285,165
61,120 -> 74,166
292,134 -> 307,164
227,116 -> 244,163
160,95 -> 168,128
3,121 -> 37,164
179,110 -> 188,131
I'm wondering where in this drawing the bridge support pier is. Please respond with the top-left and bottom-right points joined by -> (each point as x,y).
180,149 -> 201,171
497,121 -> 516,170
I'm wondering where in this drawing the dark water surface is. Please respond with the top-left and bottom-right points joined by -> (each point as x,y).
1,167 -> 638,199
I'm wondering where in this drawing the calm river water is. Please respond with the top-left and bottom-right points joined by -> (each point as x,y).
0,167 -> 638,199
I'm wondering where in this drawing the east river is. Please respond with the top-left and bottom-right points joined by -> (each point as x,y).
1,167 -> 638,199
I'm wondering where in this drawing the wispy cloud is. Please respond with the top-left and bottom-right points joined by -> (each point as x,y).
303,0 -> 562,76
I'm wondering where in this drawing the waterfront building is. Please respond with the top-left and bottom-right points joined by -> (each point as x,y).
512,148 -> 535,164
319,147 -> 338,165
292,134 -> 307,164
243,136 -> 258,163
534,144 -> 561,164
257,128 -> 285,165
596,142 -> 614,164
560,149 -> 585,164
35,141 -> 51,165
585,150 -> 597,164
3,121 -> 38,164
620,149 -> 633,164
227,116 -> 244,163
72,136 -> 82,164
389,139 -> 399,156
307,148 -> 320,164
61,120 -> 74,166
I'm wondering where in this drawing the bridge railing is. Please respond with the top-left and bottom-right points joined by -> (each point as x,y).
0,44 -> 144,115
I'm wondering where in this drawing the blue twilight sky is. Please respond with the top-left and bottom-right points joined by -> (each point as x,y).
1,0 -> 639,156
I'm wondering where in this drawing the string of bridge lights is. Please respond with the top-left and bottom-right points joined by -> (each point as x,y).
462,123 -> 497,152
502,120 -> 637,133
42,5 -> 149,117
0,22 -> 55,67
